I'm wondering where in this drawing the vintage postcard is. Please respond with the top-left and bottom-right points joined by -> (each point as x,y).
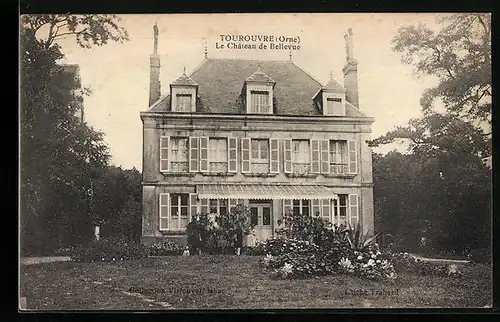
19,13 -> 492,310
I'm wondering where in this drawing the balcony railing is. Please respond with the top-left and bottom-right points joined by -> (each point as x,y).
330,163 -> 348,175
170,161 -> 189,172
209,161 -> 228,173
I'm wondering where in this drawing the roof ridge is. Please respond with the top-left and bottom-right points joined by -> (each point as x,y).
202,57 -> 291,63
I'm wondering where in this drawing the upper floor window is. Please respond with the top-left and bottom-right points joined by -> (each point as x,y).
251,139 -> 269,163
292,140 -> 310,173
250,91 -> 270,114
326,97 -> 343,115
160,136 -> 238,174
330,140 -> 348,174
209,138 -> 228,172
175,94 -> 192,112
170,137 -> 189,172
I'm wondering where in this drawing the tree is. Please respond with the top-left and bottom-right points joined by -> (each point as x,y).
20,15 -> 129,255
392,13 -> 491,125
370,14 -> 492,256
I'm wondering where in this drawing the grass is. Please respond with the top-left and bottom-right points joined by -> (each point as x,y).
19,256 -> 492,310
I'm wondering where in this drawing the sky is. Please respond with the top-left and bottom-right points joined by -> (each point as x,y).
54,13 -> 447,170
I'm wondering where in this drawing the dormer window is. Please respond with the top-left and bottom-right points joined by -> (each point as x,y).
243,67 -> 275,115
314,76 -> 347,116
326,97 -> 343,115
170,69 -> 198,113
250,90 -> 270,113
176,93 -> 193,112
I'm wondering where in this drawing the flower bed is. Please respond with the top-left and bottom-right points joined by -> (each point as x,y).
148,240 -> 184,256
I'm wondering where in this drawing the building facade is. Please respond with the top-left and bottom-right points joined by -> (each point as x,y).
140,26 -> 375,245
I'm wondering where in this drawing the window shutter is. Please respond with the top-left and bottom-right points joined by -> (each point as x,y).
189,193 -> 198,221
349,194 -> 359,226
270,138 -> 279,174
348,140 -> 357,174
284,139 -> 292,173
320,140 -> 330,174
200,198 -> 209,215
189,137 -> 199,172
159,193 -> 170,231
229,199 -> 238,213
310,139 -> 320,173
283,199 -> 293,217
228,137 -> 238,173
200,137 -> 209,172
241,138 -> 251,173
321,199 -> 331,222
312,199 -> 320,217
159,136 -> 170,172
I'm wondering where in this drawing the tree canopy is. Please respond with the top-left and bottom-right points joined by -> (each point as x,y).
391,13 -> 491,125
20,15 -> 132,255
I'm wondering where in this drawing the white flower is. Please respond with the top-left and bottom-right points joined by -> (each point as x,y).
371,254 -> 376,259
281,263 -> 294,277
101,258 -> 105,261
376,260 -> 381,264
357,255 -> 363,260
338,258 -> 354,272
363,264 -> 368,268
367,259 -> 375,266
376,251 -> 382,255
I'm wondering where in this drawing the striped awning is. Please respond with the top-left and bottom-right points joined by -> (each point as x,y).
196,184 -> 336,200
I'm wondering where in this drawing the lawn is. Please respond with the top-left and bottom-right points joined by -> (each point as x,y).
19,256 -> 492,310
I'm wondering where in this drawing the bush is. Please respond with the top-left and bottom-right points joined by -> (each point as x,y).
148,240 -> 184,256
69,237 -> 148,262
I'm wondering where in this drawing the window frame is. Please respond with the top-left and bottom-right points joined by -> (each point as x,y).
249,90 -> 270,114
168,193 -> 189,230
175,93 -> 193,112
208,198 -> 229,215
251,139 -> 269,163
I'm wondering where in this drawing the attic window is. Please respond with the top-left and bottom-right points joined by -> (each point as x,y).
326,97 -> 343,115
175,94 -> 192,112
250,90 -> 270,114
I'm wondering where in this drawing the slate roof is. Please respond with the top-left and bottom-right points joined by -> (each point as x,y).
148,58 -> 367,117
323,77 -> 346,92
245,68 -> 276,83
171,73 -> 198,86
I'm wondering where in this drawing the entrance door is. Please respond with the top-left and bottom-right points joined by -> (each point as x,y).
249,202 -> 273,242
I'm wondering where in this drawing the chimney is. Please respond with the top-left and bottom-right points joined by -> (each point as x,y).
149,23 -> 161,106
342,28 -> 359,108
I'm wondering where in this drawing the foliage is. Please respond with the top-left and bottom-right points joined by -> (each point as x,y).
391,252 -> 462,277
20,15 -> 130,255
148,241 -> 185,256
371,150 -> 491,256
194,204 -> 254,252
69,237 -> 148,262
344,221 -> 380,253
282,210 -> 326,243
21,14 -> 129,49
391,13 -> 491,124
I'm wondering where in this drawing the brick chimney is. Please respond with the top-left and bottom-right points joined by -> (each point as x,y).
342,28 -> 359,108
149,23 -> 161,106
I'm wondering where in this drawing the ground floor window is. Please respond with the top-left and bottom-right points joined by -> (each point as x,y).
159,193 -> 190,231
209,199 -> 228,215
293,199 -> 310,216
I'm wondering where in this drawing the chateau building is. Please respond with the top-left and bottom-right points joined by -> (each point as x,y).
140,25 -> 375,244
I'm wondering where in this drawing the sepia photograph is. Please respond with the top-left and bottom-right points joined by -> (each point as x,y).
19,13 -> 492,310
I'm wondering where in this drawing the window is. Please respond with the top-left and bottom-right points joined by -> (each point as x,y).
209,199 -> 228,215
209,138 -> 228,172
293,199 -> 310,216
330,140 -> 348,174
326,97 -> 343,115
170,137 -> 189,172
333,195 -> 348,226
250,91 -> 270,114
292,140 -> 310,173
169,193 -> 189,229
176,94 -> 192,112
251,139 -> 269,162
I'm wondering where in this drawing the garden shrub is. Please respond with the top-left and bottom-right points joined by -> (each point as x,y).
69,237 -> 148,262
148,240 -> 184,256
